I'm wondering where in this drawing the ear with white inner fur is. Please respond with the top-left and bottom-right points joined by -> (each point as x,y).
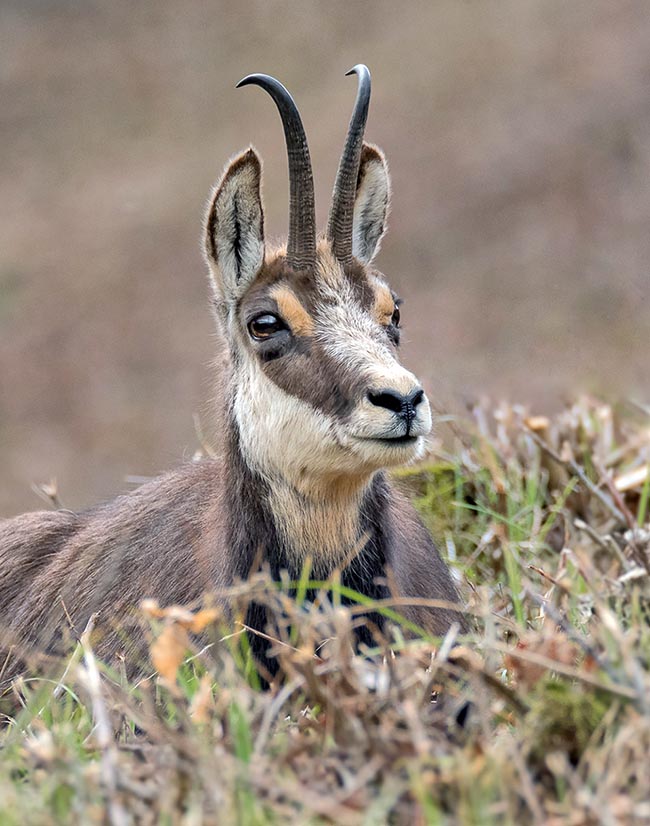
352,143 -> 390,265
205,148 -> 265,305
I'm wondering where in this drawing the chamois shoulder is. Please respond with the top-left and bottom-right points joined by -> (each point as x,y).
2,459 -> 228,654
383,483 -> 469,635
0,508 -> 82,607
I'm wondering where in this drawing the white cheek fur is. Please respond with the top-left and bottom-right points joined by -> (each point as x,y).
234,353 -> 341,484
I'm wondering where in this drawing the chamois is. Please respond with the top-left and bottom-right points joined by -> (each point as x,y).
0,66 -> 467,680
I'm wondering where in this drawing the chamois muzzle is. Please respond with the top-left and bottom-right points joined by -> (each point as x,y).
327,64 -> 372,267
237,73 -> 316,273
367,387 -> 425,437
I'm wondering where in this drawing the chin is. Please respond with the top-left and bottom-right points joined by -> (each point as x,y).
345,434 -> 426,470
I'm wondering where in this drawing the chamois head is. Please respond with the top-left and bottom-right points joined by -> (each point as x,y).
204,66 -> 432,495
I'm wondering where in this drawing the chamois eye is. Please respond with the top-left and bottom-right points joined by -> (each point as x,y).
391,306 -> 401,328
248,313 -> 286,340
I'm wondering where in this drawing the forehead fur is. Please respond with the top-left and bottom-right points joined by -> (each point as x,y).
314,243 -> 345,289
238,240 -> 388,318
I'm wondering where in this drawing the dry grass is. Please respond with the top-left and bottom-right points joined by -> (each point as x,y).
1,397 -> 649,825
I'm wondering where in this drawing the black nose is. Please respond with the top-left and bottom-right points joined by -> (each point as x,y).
367,387 -> 425,423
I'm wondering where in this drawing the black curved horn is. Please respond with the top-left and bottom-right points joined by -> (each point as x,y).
237,73 -> 316,271
327,64 -> 371,267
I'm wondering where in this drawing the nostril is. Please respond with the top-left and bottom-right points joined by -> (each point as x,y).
409,388 -> 425,408
367,389 -> 406,414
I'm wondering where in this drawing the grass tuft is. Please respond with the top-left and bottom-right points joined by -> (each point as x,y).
1,396 -> 649,824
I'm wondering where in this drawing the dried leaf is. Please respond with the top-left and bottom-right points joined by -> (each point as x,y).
141,600 -> 219,631
614,465 -> 648,492
505,634 -> 576,691
150,624 -> 190,685
524,415 -> 550,432
188,607 -> 222,634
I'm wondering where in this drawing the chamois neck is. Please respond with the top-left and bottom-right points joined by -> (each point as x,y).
226,410 -> 374,574
266,475 -> 370,572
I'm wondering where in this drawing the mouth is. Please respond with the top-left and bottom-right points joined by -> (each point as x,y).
376,434 -> 418,446
354,434 -> 419,447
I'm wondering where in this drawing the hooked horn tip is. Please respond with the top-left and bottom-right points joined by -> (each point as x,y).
345,63 -> 370,79
236,73 -> 269,89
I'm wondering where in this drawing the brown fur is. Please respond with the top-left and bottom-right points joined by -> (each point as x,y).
372,281 -> 395,324
269,285 -> 315,337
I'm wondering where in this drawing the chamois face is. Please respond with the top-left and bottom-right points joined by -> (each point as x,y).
205,147 -> 432,492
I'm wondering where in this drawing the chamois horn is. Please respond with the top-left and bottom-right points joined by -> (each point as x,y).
327,64 -> 371,267
237,73 -> 316,272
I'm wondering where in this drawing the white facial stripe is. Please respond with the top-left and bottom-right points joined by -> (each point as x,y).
309,275 -> 433,445
314,281 -> 416,397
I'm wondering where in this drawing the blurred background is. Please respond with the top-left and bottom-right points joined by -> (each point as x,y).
1,0 -> 649,516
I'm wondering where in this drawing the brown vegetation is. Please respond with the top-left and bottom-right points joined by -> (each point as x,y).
1,397 -> 649,824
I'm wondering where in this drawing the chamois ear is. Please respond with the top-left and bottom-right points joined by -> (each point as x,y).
205,148 -> 265,304
352,143 -> 390,265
